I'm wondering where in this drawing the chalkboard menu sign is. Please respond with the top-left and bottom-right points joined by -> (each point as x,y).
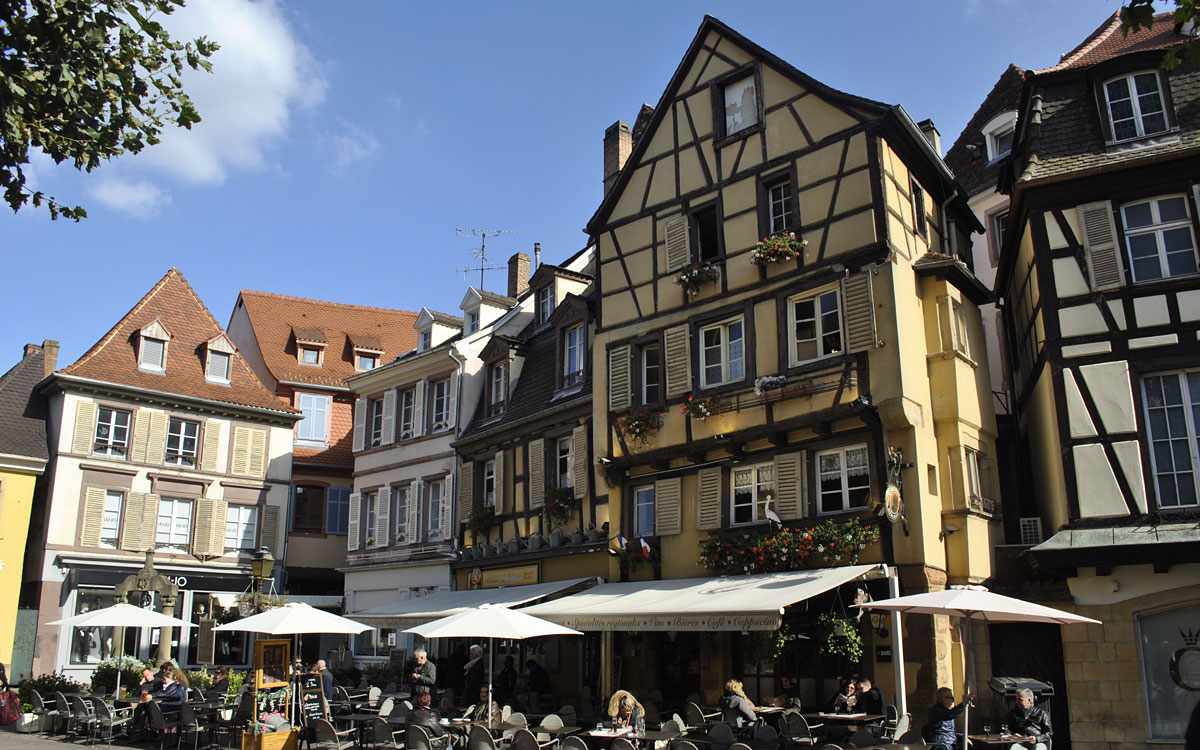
299,674 -> 321,692
300,683 -> 327,725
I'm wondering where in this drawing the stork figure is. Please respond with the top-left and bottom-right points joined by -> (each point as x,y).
763,493 -> 783,528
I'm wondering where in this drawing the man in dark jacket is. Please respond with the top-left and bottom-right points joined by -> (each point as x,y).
1003,688 -> 1052,750
409,690 -> 451,749
856,678 -> 885,716
411,649 -> 437,697
316,660 -> 335,702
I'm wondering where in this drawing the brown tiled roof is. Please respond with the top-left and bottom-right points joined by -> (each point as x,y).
62,269 -> 293,414
292,328 -> 328,344
944,64 -> 1025,197
1036,12 -> 1184,73
237,290 -> 419,389
0,346 -> 49,460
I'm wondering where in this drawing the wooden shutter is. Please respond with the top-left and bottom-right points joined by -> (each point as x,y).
193,498 -> 216,556
212,499 -> 228,554
412,381 -> 426,438
608,345 -> 632,412
347,492 -> 361,552
231,426 -> 250,476
458,461 -> 474,523
572,425 -> 589,500
664,324 -> 692,397
1079,201 -> 1124,290
664,215 -> 690,271
494,450 -> 506,512
140,493 -> 160,551
72,401 -> 97,455
441,475 -> 454,541
260,504 -> 280,556
696,466 -> 723,530
247,428 -> 267,478
352,399 -> 366,453
527,440 -> 545,510
122,492 -> 146,551
146,412 -> 169,465
376,487 -> 391,548
130,410 -> 151,463
842,272 -> 877,353
409,481 -> 422,538
380,390 -> 396,446
773,451 -> 806,520
446,378 -> 457,431
654,477 -> 682,536
200,420 -> 221,473
80,487 -> 107,547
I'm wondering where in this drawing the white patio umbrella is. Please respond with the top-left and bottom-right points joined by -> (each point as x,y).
855,585 -> 1100,740
403,604 -> 582,728
212,602 -> 372,635
49,603 -> 196,697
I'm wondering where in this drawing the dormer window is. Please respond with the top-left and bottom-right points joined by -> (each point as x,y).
536,287 -> 554,324
351,336 -> 384,372
293,327 -> 327,366
563,324 -> 585,387
419,330 -> 432,351
204,334 -> 235,384
468,312 -> 480,333
356,353 -> 377,371
982,111 -> 1017,162
300,347 -> 321,365
137,320 -> 172,372
1104,71 -> 1168,142
488,361 -> 509,418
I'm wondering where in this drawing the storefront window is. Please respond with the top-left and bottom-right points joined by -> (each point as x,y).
1138,603 -> 1200,738
186,593 -> 249,667
70,590 -> 117,664
353,628 -> 397,658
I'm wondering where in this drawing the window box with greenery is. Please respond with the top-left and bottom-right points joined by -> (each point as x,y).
750,232 -> 807,266
466,506 -> 495,543
675,262 -> 721,297
810,517 -> 880,566
616,410 -> 663,447
680,391 -> 729,421
700,527 -> 817,576
543,487 -> 576,529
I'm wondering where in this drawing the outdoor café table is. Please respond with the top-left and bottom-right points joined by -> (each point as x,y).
803,713 -> 885,727
342,711 -> 385,747
969,735 -> 1030,748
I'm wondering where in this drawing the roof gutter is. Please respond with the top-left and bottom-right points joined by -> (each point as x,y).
277,380 -> 351,392
0,453 -> 48,475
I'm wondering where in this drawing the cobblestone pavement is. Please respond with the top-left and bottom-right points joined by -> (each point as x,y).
0,729 -> 77,748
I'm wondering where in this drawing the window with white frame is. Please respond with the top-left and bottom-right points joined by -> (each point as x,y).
299,347 -> 321,365
206,351 -> 231,383
165,418 -> 199,467
431,379 -> 451,431
768,179 -> 795,234
982,111 -> 1017,162
488,362 -> 509,417
1142,371 -> 1200,509
427,481 -> 444,540
355,353 -> 377,371
419,330 -> 432,351
363,491 -> 377,546
564,325 -> 585,387
155,498 -> 193,551
634,486 -> 655,536
556,437 -> 573,489
399,388 -> 416,439
224,505 -> 258,552
468,311 -> 480,333
368,398 -> 384,447
732,463 -> 774,525
100,490 -> 123,548
1104,71 -> 1168,142
1122,195 -> 1198,282
140,336 -> 167,371
325,487 -> 350,534
297,394 -> 329,443
789,288 -> 842,366
910,177 -> 927,238
965,447 -> 985,503
393,485 -> 409,543
640,344 -> 661,405
723,74 -> 759,137
94,407 -> 131,458
537,287 -> 554,324
817,445 -> 871,514
700,317 -> 745,388
483,462 -> 496,508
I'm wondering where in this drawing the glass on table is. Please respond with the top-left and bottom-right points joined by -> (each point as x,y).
982,722 -> 991,735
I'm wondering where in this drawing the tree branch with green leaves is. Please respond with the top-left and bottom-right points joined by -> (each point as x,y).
1121,0 -> 1200,70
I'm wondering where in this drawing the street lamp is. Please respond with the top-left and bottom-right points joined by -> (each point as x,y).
250,547 -> 275,613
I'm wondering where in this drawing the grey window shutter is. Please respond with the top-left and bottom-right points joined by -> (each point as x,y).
381,390 -> 397,446
654,477 -> 682,536
494,450 -> 507,512
772,451 -> 806,520
664,324 -> 692,397
347,492 -> 361,552
842,272 -> 877,353
446,377 -> 458,431
412,381 -> 426,438
80,487 -> 107,547
572,425 -> 589,500
192,498 -> 216,556
665,215 -> 690,271
352,399 -> 366,453
130,410 -> 151,463
409,480 -> 422,538
72,401 -> 97,455
458,462 -> 474,523
441,474 -> 454,541
200,420 -> 221,473
528,440 -> 545,509
122,492 -> 146,551
375,487 -> 391,548
260,504 -> 280,557
608,345 -> 632,412
696,465 -> 723,530
1078,201 -> 1124,290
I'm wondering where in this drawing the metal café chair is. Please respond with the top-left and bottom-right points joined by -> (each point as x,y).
512,728 -> 557,750
560,738 -> 588,750
470,724 -> 501,750
685,702 -> 719,727
144,699 -> 181,750
729,744 -> 753,750
68,694 -> 97,741
369,716 -> 402,749
88,697 -> 133,749
786,712 -> 819,747
53,692 -> 72,736
407,722 -> 451,750
30,689 -> 59,734
177,702 -> 206,750
708,722 -> 735,748
313,718 -> 356,750
674,742 -> 701,750
378,697 -> 395,717
609,738 -> 636,750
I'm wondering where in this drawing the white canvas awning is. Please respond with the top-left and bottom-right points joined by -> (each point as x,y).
521,565 -> 882,631
351,577 -> 596,627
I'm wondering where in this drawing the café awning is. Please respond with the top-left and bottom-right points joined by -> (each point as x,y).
351,577 -> 596,628
521,564 -> 882,631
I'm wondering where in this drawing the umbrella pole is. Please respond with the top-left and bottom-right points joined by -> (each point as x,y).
960,617 -> 970,747
488,637 -> 494,730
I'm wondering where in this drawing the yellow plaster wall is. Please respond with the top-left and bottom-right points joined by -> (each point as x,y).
0,471 -> 37,667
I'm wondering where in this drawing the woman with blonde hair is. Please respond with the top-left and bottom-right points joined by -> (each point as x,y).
719,679 -> 757,726
607,690 -> 645,731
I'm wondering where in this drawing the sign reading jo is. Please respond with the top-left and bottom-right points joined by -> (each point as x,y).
165,576 -> 188,588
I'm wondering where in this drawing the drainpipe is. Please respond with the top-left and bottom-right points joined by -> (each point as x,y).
447,344 -> 468,555
940,190 -> 959,258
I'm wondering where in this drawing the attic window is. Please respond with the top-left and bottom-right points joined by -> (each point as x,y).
299,347 -> 322,366
356,353 -> 377,371
536,287 -> 554,324
137,320 -> 171,372
723,75 -> 759,137
982,111 -> 1017,162
207,352 -> 231,383
419,330 -> 432,351
1104,71 -> 1168,142
468,312 -> 480,334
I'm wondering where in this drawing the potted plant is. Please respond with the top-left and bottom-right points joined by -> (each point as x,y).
543,487 -> 576,530
616,410 -> 663,447
675,262 -> 721,296
679,391 -> 729,420
753,375 -> 788,397
466,506 -> 495,544
750,232 -> 807,266
815,612 -> 864,663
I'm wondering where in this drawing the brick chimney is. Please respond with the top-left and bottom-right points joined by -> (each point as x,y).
22,339 -> 58,378
917,119 -> 941,157
508,252 -> 530,299
603,120 -> 632,197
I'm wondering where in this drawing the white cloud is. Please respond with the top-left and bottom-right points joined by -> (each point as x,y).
329,118 -> 381,176
88,177 -> 171,219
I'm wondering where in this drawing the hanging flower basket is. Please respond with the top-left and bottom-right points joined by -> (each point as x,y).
815,612 -> 864,663
236,592 -> 288,615
616,410 -> 663,446
680,391 -> 729,420
543,487 -> 576,529
466,506 -> 495,541
675,262 -> 721,296
750,232 -> 807,266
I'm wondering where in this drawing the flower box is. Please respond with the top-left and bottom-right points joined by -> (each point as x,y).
750,232 -> 806,266
242,729 -> 299,750
675,262 -> 721,296
616,410 -> 663,447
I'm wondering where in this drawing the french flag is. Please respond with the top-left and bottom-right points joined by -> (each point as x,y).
638,535 -> 652,558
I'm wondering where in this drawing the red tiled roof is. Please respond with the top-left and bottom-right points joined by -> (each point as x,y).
62,269 -> 294,414
236,290 -> 419,389
1037,12 -> 1186,73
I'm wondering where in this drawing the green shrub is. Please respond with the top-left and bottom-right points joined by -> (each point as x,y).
18,672 -> 88,708
90,655 -> 151,695
362,663 -> 401,687
330,666 -> 361,687
226,671 -> 246,699
185,670 -> 213,691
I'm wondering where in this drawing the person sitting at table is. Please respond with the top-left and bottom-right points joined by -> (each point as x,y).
608,690 -> 645,731
210,666 -> 229,697
927,686 -> 975,750
828,679 -> 858,714
1002,688 -> 1052,750
152,663 -> 188,715
771,676 -> 803,711
719,679 -> 758,726
138,667 -> 162,696
410,690 -> 452,748
855,678 -> 884,717
471,686 -> 502,726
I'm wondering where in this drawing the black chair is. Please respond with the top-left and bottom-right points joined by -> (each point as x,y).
786,712 -> 820,747
53,692 -> 72,736
146,700 -> 182,750
89,697 -> 133,749
176,702 -> 205,750
847,727 -> 877,748
369,716 -> 402,749
312,718 -> 355,750
896,730 -> 924,745
29,689 -> 59,735
609,738 -> 636,750
559,738 -> 588,750
67,694 -> 96,741
470,724 -> 501,750
211,692 -> 253,749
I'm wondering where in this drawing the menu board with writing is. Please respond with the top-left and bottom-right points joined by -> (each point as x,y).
299,685 -> 327,725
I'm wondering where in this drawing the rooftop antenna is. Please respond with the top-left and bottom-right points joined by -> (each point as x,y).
455,226 -> 521,289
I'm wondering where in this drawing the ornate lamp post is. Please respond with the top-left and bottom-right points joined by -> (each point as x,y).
250,547 -> 275,614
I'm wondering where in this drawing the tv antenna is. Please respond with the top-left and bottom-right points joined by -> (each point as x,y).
456,226 -> 521,289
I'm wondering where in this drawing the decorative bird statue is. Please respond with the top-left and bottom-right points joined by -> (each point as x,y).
763,494 -> 783,528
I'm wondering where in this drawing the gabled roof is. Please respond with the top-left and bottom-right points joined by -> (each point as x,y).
944,64 -> 1025,197
0,346 -> 49,461
64,269 -> 292,413
235,289 -> 419,389
529,263 -> 592,290
416,308 -> 464,329
1035,11 -> 1184,74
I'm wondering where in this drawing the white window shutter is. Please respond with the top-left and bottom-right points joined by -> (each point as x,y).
664,215 -> 690,271
441,474 -> 454,541
140,494 -> 160,551
130,410 -> 151,463
608,345 -> 632,412
527,440 -> 545,510
347,492 -> 361,552
80,487 -> 107,547
212,499 -> 228,554
572,425 -> 589,501
664,324 -> 692,397
654,477 -> 682,536
409,480 -> 422,539
231,426 -> 250,476
352,399 -> 366,453
494,450 -> 506,512
146,412 -> 169,466
72,401 -> 97,455
122,492 -> 146,552
193,498 -> 216,556
1078,201 -> 1124,291
446,378 -> 458,431
772,451 -> 806,520
247,428 -> 267,478
375,487 -> 391,548
842,272 -> 877,353
200,420 -> 221,473
380,390 -> 396,446
412,381 -> 426,438
696,466 -> 723,530
458,462 -> 474,523
260,504 -> 280,556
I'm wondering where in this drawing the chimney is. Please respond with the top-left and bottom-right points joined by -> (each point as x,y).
508,252 -> 530,299
917,119 -> 942,157
43,339 -> 59,377
534,242 -> 541,269
603,120 -> 632,197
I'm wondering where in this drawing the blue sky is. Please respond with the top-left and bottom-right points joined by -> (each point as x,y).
2,0 -> 1132,369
